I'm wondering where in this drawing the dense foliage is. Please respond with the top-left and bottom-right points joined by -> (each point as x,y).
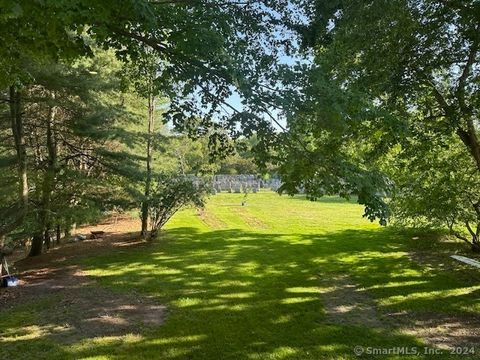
0,0 -> 299,255
2,0 -> 479,254
0,52 -> 146,253
148,174 -> 211,239
278,0 -> 480,249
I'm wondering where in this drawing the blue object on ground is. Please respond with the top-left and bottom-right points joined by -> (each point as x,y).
2,275 -> 18,287
75,234 -> 87,241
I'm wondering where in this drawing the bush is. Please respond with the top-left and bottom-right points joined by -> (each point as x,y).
148,173 -> 211,239
389,139 -> 480,252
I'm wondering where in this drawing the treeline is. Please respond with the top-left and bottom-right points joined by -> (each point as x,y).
0,51 -> 267,256
0,0 -> 289,256
2,0 -> 479,255
1,52 -> 148,254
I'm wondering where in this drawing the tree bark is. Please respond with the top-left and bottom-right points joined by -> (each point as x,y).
454,31 -> 480,172
29,233 -> 43,257
141,94 -> 155,237
29,94 -> 57,257
56,224 -> 61,246
456,121 -> 480,172
472,241 -> 480,253
0,236 -> 4,276
44,227 -> 51,250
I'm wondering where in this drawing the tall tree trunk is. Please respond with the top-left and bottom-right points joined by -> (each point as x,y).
64,221 -> 72,239
141,94 -> 155,237
0,87 -> 28,240
44,226 -> 51,250
56,224 -> 61,246
29,233 -> 43,257
0,236 -> 4,276
29,95 -> 57,256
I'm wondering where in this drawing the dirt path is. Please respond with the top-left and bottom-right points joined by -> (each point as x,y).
318,271 -> 480,350
0,216 -> 166,343
318,272 -> 384,328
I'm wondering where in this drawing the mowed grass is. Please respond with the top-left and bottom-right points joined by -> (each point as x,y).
1,192 -> 480,359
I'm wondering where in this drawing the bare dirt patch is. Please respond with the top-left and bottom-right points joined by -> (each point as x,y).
318,272 -> 384,328
1,264 -> 166,343
0,216 -> 166,343
318,269 -> 480,350
9,215 -> 146,271
391,311 -> 480,350
39,286 -> 165,343
403,245 -> 480,350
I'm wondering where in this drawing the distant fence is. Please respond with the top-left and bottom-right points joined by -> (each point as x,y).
211,174 -> 282,193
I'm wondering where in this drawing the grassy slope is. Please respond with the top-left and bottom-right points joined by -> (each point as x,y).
1,193 -> 479,359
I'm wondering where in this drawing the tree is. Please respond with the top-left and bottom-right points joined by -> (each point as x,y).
219,136 -> 261,175
0,51 -> 145,255
278,0 -> 480,247
0,86 -> 28,237
148,173 -> 210,239
386,116 -> 480,251
0,0 -> 296,244
121,52 -> 163,237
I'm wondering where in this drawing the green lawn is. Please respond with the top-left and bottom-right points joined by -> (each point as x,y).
1,192 -> 479,359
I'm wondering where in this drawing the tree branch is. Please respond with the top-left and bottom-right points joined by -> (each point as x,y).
466,221 -> 476,238
424,79 -> 451,116
452,231 -> 473,246
456,25 -> 479,113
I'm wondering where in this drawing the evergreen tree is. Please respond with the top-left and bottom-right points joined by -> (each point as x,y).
0,51 -> 146,255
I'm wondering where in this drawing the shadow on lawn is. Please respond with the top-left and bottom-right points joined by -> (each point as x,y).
1,226 -> 479,359
285,194 -> 358,204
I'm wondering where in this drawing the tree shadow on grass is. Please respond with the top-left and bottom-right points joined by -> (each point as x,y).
1,226 -> 479,359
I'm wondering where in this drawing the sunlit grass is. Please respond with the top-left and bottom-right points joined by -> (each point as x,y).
1,192 -> 479,359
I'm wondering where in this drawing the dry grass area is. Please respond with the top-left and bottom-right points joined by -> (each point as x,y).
196,208 -> 227,229
230,206 -> 268,229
